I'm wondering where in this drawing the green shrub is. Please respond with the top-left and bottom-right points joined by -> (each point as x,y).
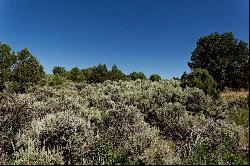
234,108 -> 249,127
52,66 -> 67,77
184,120 -> 248,165
82,142 -> 122,165
3,81 -> 21,93
185,87 -> 213,115
185,136 -> 247,165
149,74 -> 161,82
86,64 -> 109,83
181,68 -> 219,98
67,66 -> 85,82
227,96 -> 249,110
109,64 -> 127,81
148,102 -> 187,138
47,74 -> 66,86
128,71 -> 147,80
14,140 -> 64,165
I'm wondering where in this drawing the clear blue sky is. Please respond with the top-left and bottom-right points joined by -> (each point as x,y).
0,0 -> 249,79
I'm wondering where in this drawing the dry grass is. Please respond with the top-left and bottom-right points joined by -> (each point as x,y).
220,90 -> 249,98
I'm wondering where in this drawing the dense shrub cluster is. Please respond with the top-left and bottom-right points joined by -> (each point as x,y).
52,66 -> 67,77
127,71 -> 147,81
149,74 -> 161,82
17,111 -> 95,164
0,79 -> 248,165
68,67 -> 85,83
181,68 -> 219,98
0,43 -> 45,93
14,140 -> 64,165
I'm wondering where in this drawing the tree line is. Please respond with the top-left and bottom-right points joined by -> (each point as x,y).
1,32 -> 249,95
52,64 -> 160,84
0,43 -> 162,92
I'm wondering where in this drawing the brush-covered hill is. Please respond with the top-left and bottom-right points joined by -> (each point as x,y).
0,79 -> 248,165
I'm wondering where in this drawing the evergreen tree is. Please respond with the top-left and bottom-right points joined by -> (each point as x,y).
109,64 -> 126,81
0,43 -> 16,91
128,71 -> 147,81
87,64 -> 109,83
149,74 -> 161,82
189,32 -> 249,90
52,66 -> 67,77
13,48 -> 45,92
68,67 -> 85,82
181,68 -> 218,98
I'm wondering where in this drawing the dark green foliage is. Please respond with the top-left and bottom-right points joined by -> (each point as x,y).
47,74 -> 66,86
234,108 -> 249,127
0,43 -> 16,91
52,66 -> 66,77
172,77 -> 180,80
149,74 -> 161,82
181,68 -> 219,98
128,71 -> 147,81
185,136 -> 248,165
85,142 -> 122,165
188,32 -> 249,90
1,43 -> 45,92
68,67 -> 85,82
81,67 -> 93,82
87,64 -> 109,83
109,64 -> 126,81
13,48 -> 45,92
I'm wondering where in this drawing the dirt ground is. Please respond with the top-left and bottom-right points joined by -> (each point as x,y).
220,90 -> 249,98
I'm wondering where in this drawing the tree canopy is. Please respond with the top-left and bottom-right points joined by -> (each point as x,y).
87,64 -> 109,83
1,43 -> 45,92
109,64 -> 127,81
149,74 -> 161,82
13,48 -> 45,92
1,32 -> 249,92
68,67 -> 85,82
188,32 -> 249,90
128,71 -> 147,81
0,43 -> 16,90
52,66 -> 67,77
